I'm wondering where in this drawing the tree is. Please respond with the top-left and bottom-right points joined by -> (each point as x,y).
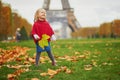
112,20 -> 120,37
20,26 -> 28,40
99,22 -> 112,38
0,3 -> 12,40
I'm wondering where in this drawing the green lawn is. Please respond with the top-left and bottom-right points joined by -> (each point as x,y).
0,38 -> 120,80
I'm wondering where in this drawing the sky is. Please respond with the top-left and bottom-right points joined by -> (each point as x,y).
2,0 -> 120,29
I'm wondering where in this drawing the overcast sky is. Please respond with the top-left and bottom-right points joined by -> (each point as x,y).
2,0 -> 120,28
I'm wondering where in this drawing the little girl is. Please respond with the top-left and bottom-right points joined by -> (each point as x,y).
31,8 -> 57,66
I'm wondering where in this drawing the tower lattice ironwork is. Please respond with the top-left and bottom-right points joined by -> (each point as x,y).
43,0 -> 81,38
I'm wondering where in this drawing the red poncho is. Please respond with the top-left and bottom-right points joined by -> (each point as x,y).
31,20 -> 54,43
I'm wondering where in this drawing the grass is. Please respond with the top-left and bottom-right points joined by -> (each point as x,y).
0,38 -> 120,80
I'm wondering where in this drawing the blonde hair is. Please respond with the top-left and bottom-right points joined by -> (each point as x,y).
34,8 -> 46,22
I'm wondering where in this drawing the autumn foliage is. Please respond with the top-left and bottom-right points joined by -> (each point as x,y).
98,20 -> 120,38
0,46 -> 30,65
112,20 -> 120,37
0,1 -> 32,41
71,20 -> 120,38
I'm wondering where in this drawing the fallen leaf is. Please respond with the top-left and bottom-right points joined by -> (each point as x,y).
61,66 -> 67,72
78,55 -> 86,58
48,68 -> 57,76
7,74 -> 16,80
31,78 -> 39,80
16,58 -> 23,62
56,68 -> 62,73
23,61 -> 30,65
40,72 -> 48,76
49,75 -> 54,79
28,57 -> 35,63
65,69 -> 72,74
84,64 -> 92,71
75,51 -> 80,55
13,69 -> 25,76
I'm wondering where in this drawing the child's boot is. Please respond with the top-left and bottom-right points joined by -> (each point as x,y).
52,61 -> 57,66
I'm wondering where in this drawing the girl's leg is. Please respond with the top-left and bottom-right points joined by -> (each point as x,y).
46,50 -> 56,66
36,52 -> 41,65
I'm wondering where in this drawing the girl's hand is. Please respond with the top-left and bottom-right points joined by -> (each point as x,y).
51,34 -> 56,41
33,34 -> 40,40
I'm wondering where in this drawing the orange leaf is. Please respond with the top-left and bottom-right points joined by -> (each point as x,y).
31,78 -> 39,80
47,68 -> 57,76
65,69 -> 72,74
84,64 -> 92,71
61,66 -> 67,72
40,72 -> 48,76
7,74 -> 16,80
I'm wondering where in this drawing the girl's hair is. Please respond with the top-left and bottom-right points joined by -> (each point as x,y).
34,8 -> 46,22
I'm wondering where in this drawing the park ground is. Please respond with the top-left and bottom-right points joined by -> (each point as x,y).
0,38 -> 120,80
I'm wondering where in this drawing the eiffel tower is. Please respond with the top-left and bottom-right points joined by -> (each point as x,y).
43,0 -> 81,38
